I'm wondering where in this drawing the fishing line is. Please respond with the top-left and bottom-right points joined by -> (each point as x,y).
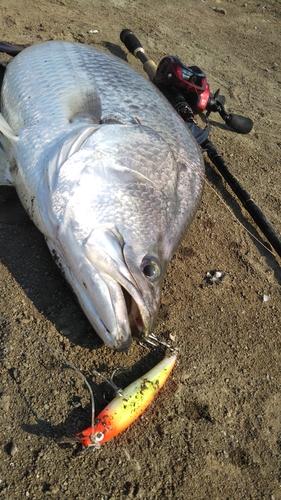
182,155 -> 277,259
0,315 -> 96,444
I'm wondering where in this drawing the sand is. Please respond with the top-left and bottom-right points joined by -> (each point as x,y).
0,1 -> 281,498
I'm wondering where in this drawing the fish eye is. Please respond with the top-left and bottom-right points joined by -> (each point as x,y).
141,255 -> 162,282
95,431 -> 104,442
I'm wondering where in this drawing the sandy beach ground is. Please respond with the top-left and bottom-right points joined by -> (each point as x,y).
0,1 -> 281,498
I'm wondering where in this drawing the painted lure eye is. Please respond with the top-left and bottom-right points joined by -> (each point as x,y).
141,255 -> 162,282
95,431 -> 104,442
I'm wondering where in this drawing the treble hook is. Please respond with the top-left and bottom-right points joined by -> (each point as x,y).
136,333 -> 180,355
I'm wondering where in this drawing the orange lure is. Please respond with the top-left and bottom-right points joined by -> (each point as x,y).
76,354 -> 177,448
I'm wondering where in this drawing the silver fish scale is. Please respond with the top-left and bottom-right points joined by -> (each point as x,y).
0,40 -> 205,350
2,40 -> 201,169
1,40 -> 204,252
73,42 -> 200,160
56,125 -> 178,245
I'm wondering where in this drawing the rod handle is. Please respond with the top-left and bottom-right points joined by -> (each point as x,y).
120,29 -> 144,56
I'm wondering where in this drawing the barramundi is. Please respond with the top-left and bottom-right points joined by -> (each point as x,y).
0,41 -> 204,351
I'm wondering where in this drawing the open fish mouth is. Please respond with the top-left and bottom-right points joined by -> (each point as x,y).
59,262 -> 150,352
122,287 -> 145,337
61,227 -> 157,352
46,234 -> 152,352
89,269 -> 152,352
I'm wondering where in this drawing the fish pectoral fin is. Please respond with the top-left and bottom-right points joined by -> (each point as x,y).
0,113 -> 13,186
68,90 -> 102,124
0,114 -> 17,185
0,113 -> 18,142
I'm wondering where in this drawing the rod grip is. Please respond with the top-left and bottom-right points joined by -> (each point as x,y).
120,29 -> 143,56
143,60 -> 157,81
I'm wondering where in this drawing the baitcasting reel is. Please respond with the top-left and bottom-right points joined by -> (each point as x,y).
120,29 -> 253,135
155,55 -> 210,113
154,55 -> 253,134
119,29 -> 281,260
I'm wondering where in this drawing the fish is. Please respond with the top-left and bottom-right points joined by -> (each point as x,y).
76,354 -> 177,448
0,41 -> 204,351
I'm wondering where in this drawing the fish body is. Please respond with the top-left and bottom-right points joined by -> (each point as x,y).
77,354 -> 177,448
0,41 -> 204,350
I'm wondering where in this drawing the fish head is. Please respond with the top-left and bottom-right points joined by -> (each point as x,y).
48,123 -> 202,351
48,222 -> 166,352
83,225 -> 165,350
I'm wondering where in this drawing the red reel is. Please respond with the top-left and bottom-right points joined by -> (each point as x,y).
155,56 -> 210,113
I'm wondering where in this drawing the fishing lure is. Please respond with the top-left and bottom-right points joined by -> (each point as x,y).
1,316 -> 177,450
76,354 -> 177,449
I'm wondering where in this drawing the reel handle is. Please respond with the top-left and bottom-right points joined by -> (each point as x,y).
120,28 -> 157,81
208,94 -> 253,134
225,114 -> 253,134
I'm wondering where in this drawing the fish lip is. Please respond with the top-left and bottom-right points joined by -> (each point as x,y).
78,278 -> 134,351
113,336 -> 132,352
45,241 -> 133,351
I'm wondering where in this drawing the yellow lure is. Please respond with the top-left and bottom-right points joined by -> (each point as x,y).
76,354 -> 177,448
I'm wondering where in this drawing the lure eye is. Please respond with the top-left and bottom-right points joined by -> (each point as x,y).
95,431 -> 104,442
141,255 -> 162,282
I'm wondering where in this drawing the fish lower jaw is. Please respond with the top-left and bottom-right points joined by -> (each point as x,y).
112,333 -> 135,352
99,290 -> 148,351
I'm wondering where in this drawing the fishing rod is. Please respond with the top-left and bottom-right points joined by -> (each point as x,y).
120,29 -> 281,259
1,37 -> 280,258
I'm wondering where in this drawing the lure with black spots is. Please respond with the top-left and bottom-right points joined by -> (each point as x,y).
76,354 -> 177,448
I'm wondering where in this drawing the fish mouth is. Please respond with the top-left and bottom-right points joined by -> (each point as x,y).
122,287 -> 145,338
65,270 -> 147,352
98,285 -> 146,352
49,228 -> 156,351
80,227 -> 155,351
91,270 -> 151,352
46,238 -> 148,351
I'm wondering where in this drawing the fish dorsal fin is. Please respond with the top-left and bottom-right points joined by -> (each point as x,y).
68,90 -> 102,124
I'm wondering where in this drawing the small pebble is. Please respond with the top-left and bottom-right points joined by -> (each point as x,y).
9,442 -> 18,457
0,395 -> 10,412
44,484 -> 59,495
205,270 -> 227,285
213,7 -> 226,15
